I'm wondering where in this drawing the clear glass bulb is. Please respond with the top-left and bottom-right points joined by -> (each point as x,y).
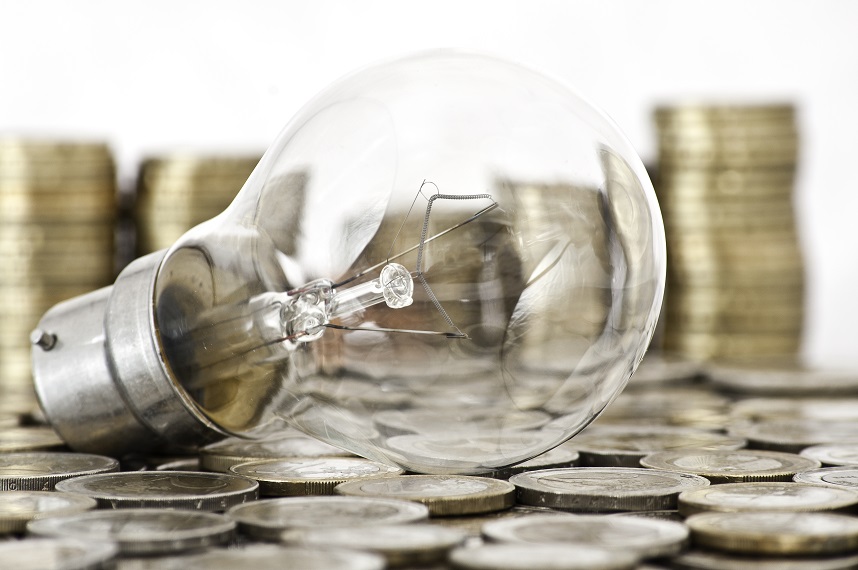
154,52 -> 665,474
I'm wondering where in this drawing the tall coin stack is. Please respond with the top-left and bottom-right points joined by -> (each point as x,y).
135,155 -> 260,254
0,140 -> 116,400
654,104 -> 803,360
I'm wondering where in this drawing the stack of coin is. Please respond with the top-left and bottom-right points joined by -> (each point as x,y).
654,104 -> 803,360
0,139 -> 116,399
135,154 -> 260,254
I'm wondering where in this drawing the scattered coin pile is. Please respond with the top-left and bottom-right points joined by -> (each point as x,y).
0,139 -> 116,404
654,104 -> 804,360
135,154 -> 260,254
4,357 -> 858,568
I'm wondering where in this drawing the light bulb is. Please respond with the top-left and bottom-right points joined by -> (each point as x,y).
31,52 -> 665,474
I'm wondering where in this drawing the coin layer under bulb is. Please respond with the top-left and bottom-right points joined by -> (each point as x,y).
31,52 -> 665,474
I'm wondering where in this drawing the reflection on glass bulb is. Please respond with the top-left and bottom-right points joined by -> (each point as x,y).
31,52 -> 665,474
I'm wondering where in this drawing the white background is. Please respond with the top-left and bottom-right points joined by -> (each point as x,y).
2,0 -> 857,364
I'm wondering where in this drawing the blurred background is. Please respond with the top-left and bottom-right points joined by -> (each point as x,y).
1,0 -> 856,395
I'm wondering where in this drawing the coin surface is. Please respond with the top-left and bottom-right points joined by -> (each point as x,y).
567,426 -> 746,467
481,512 -> 688,558
800,445 -> 858,467
226,496 -> 429,541
708,361 -> 858,396
0,537 -> 118,570
151,544 -> 386,570
483,446 -> 580,479
448,543 -> 639,570
669,549 -> 858,570
0,491 -> 96,534
510,467 -> 709,512
728,419 -> 858,452
230,457 -> 404,495
793,466 -> 858,489
334,475 -> 515,516
53,471 -> 258,511
677,481 -> 858,516
281,524 -> 466,566
27,508 -> 235,555
639,449 -> 820,483
685,511 -> 858,555
199,433 -> 354,473
0,451 -> 118,491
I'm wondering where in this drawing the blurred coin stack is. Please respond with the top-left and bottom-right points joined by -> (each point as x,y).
654,104 -> 803,360
135,154 -> 260,254
0,139 -> 116,400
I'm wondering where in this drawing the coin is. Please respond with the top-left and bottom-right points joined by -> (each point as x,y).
793,466 -> 858,490
230,457 -> 404,495
0,537 -> 118,570
0,451 -> 118,491
730,398 -> 858,423
53,471 -> 258,511
640,449 -> 820,483
0,427 -> 64,453
281,524 -> 466,567
708,359 -> 858,396
669,549 -> 858,570
0,491 -> 96,534
510,467 -> 709,512
430,505 -> 565,538
483,446 -> 580,479
226,496 -> 429,541
626,353 -> 702,388
448,543 -> 639,570
384,432 -> 563,473
677,481 -> 858,516
153,544 -> 386,570
728,419 -> 858,453
27,508 -> 235,555
481,512 -> 688,559
685,511 -> 858,555
566,426 -> 746,467
334,475 -> 515,516
373,408 -> 550,436
199,433 -> 354,473
800,445 -> 858,467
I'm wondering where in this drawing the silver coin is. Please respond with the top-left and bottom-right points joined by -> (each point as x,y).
481,513 -> 688,559
708,361 -> 858,396
678,481 -> 858,516
384,431 -> 563,473
230,457 -> 404,495
794,466 -> 858,489
53,471 -> 258,511
0,452 -> 118,491
373,408 -> 550,436
640,449 -> 820,483
226,496 -> 429,541
334,474 -> 515,516
448,543 -> 639,570
154,544 -> 385,570
728,419 -> 858,453
511,467 -> 710,512
282,524 -> 466,566
0,427 -> 64,452
199,433 -> 354,472
0,491 -> 96,534
801,444 -> 858,467
670,549 -> 858,570
567,426 -> 746,467
685,511 -> 858,555
27,508 -> 235,555
0,537 -> 118,570
484,446 -> 580,479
